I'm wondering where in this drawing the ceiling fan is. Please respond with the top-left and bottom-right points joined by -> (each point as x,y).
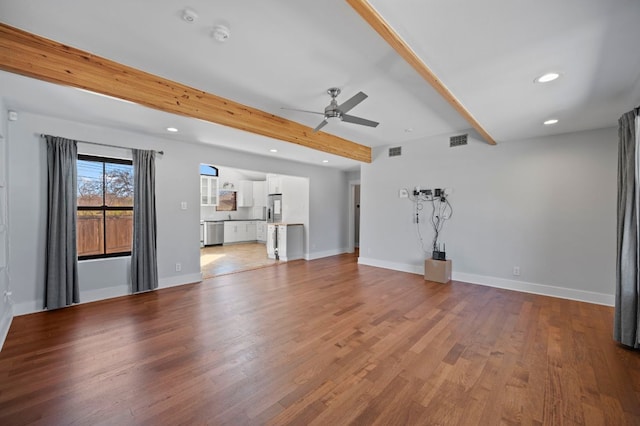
282,88 -> 379,132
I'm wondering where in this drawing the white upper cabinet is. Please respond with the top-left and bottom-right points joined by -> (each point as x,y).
267,175 -> 282,194
253,181 -> 267,207
201,176 -> 218,206
237,180 -> 254,207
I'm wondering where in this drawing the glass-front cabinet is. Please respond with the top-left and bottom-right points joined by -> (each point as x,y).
201,175 -> 218,206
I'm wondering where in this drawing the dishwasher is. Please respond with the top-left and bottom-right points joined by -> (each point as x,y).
203,221 -> 224,245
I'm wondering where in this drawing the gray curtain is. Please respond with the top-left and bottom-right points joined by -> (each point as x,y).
614,109 -> 640,348
131,149 -> 158,293
44,136 -> 79,309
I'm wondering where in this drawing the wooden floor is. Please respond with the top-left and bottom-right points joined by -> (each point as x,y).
1,253 -> 639,425
201,242 -> 277,279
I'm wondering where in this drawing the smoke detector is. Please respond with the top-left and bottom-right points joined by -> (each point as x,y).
182,8 -> 198,23
212,25 -> 231,42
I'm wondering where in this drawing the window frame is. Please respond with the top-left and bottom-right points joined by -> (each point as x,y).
77,154 -> 134,260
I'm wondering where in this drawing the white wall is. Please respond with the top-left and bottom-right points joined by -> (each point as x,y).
0,99 -> 12,349
7,111 -> 351,315
359,127 -> 617,305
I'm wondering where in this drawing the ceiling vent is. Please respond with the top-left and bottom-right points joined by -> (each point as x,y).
450,134 -> 468,147
388,146 -> 402,157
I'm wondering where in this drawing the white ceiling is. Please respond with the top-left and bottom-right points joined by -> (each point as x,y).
1,0 -> 639,170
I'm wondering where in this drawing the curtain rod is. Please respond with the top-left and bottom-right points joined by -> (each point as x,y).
39,134 -> 164,155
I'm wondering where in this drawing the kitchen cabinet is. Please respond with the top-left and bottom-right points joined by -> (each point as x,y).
267,223 -> 303,261
237,180 -> 254,207
245,221 -> 257,241
267,175 -> 282,194
256,221 -> 267,242
253,181 -> 267,207
200,175 -> 218,206
223,220 -> 257,244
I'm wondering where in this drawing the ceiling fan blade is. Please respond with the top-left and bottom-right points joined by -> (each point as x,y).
341,114 -> 379,128
280,107 -> 325,115
338,91 -> 368,113
313,119 -> 328,132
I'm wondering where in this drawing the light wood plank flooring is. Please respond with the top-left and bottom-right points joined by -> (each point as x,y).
201,243 -> 277,278
1,253 -> 638,425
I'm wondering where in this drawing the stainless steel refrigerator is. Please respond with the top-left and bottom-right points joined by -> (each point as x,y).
267,194 -> 282,223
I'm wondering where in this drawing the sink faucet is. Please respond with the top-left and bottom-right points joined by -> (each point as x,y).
228,214 -> 231,220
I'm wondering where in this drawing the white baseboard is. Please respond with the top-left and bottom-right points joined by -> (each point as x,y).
159,273 -> 203,289
0,303 -> 13,351
358,257 -> 422,275
357,258 -> 614,306
306,248 -> 348,261
13,273 -> 205,317
453,272 -> 614,306
14,300 -> 43,316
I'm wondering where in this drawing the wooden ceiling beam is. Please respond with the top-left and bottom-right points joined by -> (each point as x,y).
346,0 -> 497,146
0,23 -> 372,162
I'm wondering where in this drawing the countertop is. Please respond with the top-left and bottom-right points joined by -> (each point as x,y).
201,219 -> 266,223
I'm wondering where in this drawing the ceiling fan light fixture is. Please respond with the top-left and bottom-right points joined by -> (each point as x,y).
535,72 -> 561,83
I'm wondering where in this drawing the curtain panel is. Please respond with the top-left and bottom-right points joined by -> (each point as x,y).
131,149 -> 158,293
44,136 -> 79,309
614,110 -> 640,348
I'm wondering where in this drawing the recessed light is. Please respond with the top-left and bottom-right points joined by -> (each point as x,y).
166,127 -> 178,132
269,149 -> 278,153
322,160 -> 329,163
543,119 -> 559,125
182,8 -> 198,23
535,72 -> 560,83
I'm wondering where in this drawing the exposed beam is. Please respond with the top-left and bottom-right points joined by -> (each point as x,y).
346,0 -> 497,146
0,23 -> 372,162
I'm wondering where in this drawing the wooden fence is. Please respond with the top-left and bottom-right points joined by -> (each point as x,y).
77,215 -> 133,257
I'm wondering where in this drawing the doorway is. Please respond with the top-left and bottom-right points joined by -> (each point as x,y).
348,179 -> 360,253
199,165 -> 310,278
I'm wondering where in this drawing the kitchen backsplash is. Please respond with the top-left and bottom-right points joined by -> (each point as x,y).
201,206 -> 266,221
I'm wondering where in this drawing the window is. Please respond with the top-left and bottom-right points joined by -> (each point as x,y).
77,155 -> 134,259
216,190 -> 237,211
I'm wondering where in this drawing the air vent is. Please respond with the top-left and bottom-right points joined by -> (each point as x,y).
450,134 -> 468,147
388,146 -> 402,157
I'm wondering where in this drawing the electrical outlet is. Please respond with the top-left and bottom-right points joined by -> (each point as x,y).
512,266 -> 520,276
399,189 -> 408,198
175,263 -> 182,272
180,201 -> 187,210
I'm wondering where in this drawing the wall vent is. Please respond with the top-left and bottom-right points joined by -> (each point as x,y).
450,134 -> 468,147
388,146 -> 402,157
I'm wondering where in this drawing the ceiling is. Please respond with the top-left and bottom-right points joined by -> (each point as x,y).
1,0 -> 639,170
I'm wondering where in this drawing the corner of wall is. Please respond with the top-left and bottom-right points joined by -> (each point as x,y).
0,303 -> 13,350
0,98 -> 13,350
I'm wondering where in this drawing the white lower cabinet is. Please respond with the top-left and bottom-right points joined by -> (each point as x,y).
256,221 -> 267,242
267,224 -> 303,261
245,221 -> 257,241
224,220 -> 259,244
